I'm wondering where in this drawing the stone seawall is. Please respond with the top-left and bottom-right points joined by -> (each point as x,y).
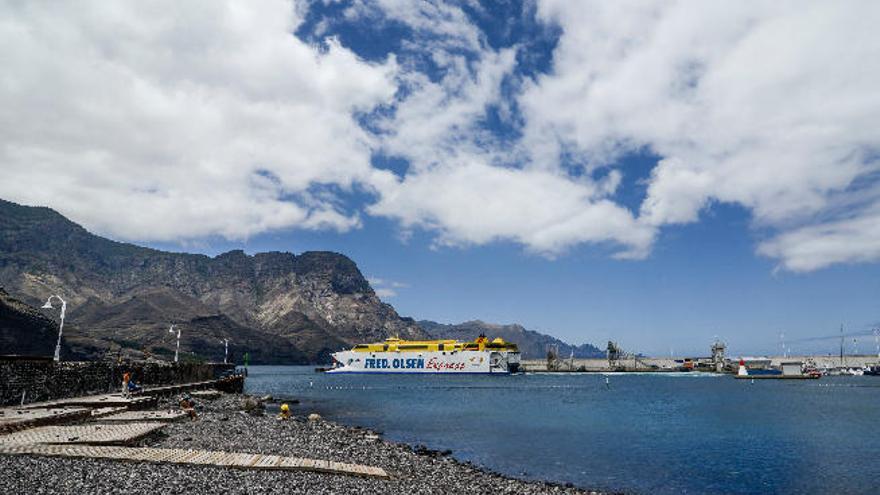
0,358 -> 236,406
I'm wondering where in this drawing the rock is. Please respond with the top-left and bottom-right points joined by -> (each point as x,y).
308,413 -> 321,422
260,395 -> 273,403
242,396 -> 265,416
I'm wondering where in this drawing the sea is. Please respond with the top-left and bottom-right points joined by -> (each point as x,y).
244,366 -> 880,494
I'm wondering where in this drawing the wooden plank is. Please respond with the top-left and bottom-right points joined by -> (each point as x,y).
90,407 -> 128,419
96,410 -> 188,423
0,407 -> 93,433
0,444 -> 389,479
0,422 -> 167,446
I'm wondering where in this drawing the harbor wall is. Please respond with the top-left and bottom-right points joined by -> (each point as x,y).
520,354 -> 880,372
0,357 -> 236,406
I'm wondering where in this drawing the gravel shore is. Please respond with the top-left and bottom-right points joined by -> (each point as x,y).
0,394 -> 605,495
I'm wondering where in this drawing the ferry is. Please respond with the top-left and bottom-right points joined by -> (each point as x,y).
327,335 -> 521,374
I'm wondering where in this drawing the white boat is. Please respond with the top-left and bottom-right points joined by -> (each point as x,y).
327,335 -> 521,374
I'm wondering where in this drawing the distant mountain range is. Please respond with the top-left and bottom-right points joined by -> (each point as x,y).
0,199 -> 425,363
418,320 -> 603,360
0,198 -> 601,364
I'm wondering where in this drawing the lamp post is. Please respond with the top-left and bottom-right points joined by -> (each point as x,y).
41,295 -> 67,362
223,338 -> 230,364
874,328 -> 879,359
169,325 -> 181,363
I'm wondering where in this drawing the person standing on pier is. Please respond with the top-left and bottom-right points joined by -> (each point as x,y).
122,371 -> 131,398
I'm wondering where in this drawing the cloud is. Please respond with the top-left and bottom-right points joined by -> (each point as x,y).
0,0 -> 397,242
368,277 -> 409,298
344,0 -> 654,257
4,0 -> 880,272
369,160 -> 653,257
757,203 -> 880,272
521,0 -> 880,269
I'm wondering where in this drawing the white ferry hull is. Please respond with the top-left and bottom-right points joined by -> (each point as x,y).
327,349 -> 521,374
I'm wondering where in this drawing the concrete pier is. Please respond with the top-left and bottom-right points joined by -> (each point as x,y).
520,354 -> 880,372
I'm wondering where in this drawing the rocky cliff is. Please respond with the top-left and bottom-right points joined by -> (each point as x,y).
0,199 -> 426,363
418,320 -> 603,360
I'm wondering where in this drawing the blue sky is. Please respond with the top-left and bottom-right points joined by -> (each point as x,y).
3,1 -> 879,356
150,197 -> 880,357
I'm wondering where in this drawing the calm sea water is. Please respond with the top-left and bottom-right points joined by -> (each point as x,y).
244,366 -> 880,494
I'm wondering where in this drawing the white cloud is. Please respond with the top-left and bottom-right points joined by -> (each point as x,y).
758,202 -> 880,272
0,0 -> 397,241
369,160 -> 653,257
368,277 -> 409,298
374,288 -> 397,298
522,0 -> 880,270
347,0 -> 654,258
4,0 -> 879,272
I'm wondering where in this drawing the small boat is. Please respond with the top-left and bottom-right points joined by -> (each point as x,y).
864,366 -> 880,376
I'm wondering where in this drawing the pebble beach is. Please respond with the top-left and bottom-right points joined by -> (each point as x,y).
0,394 -> 604,494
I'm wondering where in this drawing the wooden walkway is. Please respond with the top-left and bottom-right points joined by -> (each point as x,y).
0,422 -> 167,446
90,406 -> 128,419
96,410 -> 188,423
0,407 -> 93,434
0,444 -> 389,479
22,394 -> 157,410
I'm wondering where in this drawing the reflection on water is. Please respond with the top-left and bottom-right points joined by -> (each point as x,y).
245,366 -> 880,495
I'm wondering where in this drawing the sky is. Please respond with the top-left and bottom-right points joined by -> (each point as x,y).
2,1 -> 879,356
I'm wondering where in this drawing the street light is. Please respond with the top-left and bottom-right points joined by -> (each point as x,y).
874,328 -> 880,359
41,295 -> 67,362
168,324 -> 181,363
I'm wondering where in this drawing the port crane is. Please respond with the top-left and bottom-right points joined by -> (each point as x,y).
607,341 -> 652,371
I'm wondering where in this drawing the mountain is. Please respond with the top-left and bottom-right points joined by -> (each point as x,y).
418,320 -> 604,360
0,199 -> 427,363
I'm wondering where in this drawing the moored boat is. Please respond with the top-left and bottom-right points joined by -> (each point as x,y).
327,335 -> 521,374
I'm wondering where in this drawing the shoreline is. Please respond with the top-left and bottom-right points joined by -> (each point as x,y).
0,392 -> 608,494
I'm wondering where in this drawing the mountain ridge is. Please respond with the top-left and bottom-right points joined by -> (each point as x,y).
0,198 -> 426,363
418,319 -> 603,360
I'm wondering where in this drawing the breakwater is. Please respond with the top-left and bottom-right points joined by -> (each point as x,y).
0,357 -> 235,406
520,354 -> 880,372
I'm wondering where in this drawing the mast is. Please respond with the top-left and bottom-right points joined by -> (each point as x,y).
839,324 -> 844,367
